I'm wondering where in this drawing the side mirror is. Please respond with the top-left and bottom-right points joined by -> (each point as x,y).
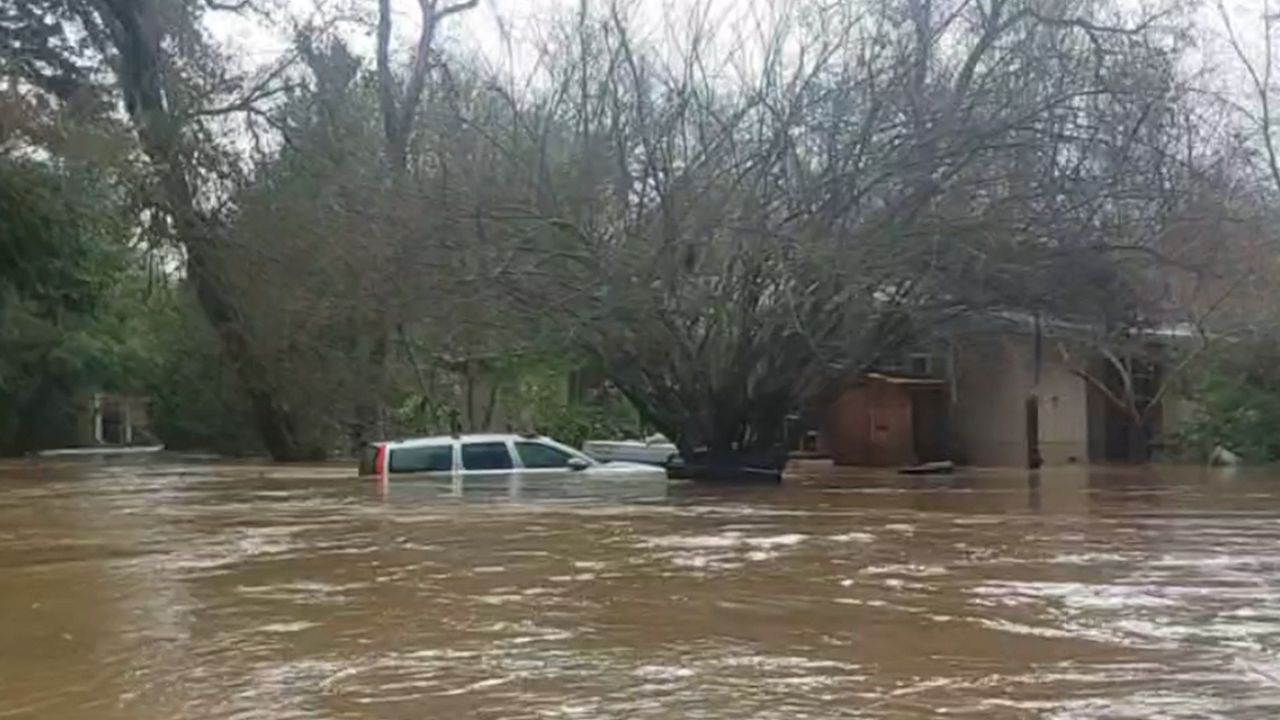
567,457 -> 591,471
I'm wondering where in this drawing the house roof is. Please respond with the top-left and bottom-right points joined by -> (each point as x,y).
864,372 -> 946,386
938,309 -> 1200,344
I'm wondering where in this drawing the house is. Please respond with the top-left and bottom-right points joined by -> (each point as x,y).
818,313 -> 1190,468
89,392 -> 152,446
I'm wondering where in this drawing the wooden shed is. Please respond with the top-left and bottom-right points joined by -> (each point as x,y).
820,373 -> 948,467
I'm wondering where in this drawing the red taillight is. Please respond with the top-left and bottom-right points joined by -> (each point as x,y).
373,445 -> 387,478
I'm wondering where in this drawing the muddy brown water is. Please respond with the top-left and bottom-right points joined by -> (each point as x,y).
2,459 -> 1279,718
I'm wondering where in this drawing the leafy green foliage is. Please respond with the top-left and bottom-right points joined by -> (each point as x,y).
535,401 -> 640,451
140,294 -> 264,455
0,157 -> 261,456
0,158 -> 127,453
391,350 -> 640,448
1179,340 -> 1280,463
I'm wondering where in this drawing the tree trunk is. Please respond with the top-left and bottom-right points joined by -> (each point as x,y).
188,245 -> 324,461
1126,416 -> 1151,463
96,0 -> 320,460
350,329 -> 388,449
616,383 -> 788,482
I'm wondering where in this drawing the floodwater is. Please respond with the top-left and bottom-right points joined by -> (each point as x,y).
1,461 -> 1279,719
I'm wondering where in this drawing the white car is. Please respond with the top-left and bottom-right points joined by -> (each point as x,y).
360,433 -> 666,479
582,434 -> 678,466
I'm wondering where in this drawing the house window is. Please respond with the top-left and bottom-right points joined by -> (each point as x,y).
908,354 -> 932,375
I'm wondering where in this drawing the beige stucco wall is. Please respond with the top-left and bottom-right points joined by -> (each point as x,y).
952,333 -> 1090,467
953,334 -> 1031,466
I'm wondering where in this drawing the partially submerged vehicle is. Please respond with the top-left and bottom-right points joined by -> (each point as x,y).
664,447 -> 787,483
582,434 -> 786,482
581,434 -> 678,466
359,433 -> 666,479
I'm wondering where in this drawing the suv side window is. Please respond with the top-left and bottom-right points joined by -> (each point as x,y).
461,442 -> 514,470
388,445 -> 453,473
515,441 -> 574,469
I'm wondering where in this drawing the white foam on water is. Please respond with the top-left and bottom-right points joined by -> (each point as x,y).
257,621 -> 320,633
642,532 -> 808,550
860,563 -> 949,577
829,532 -> 876,543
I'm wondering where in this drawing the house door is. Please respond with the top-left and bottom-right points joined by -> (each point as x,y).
910,388 -> 948,463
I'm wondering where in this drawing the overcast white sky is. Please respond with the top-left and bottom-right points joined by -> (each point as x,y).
204,0 -> 1274,110
206,0 -> 576,63
207,0 -> 793,89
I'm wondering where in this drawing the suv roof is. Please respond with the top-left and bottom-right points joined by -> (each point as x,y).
382,433 -> 545,448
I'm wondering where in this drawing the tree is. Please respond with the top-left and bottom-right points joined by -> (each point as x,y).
44,0 -> 330,458
486,0 -> 1201,472
223,27 -> 564,446
376,0 -> 478,176
1217,0 -> 1280,197
1,0 -> 1253,470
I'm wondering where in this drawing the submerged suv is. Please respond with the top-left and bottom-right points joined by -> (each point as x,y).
359,433 -> 665,479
